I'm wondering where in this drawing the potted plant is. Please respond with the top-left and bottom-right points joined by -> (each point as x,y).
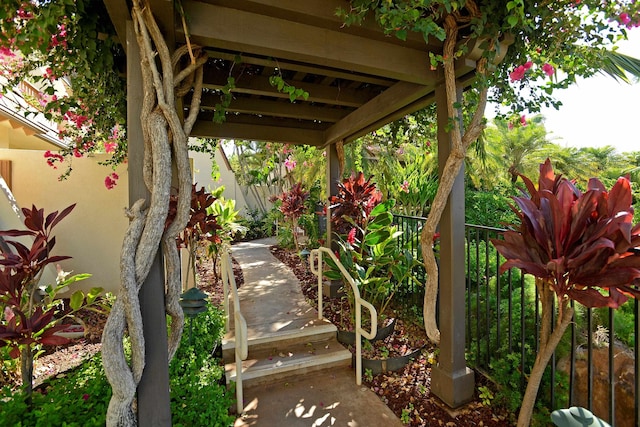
491,159 -> 640,427
325,173 -> 420,343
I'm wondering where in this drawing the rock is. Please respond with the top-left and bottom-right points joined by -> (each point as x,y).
557,343 -> 635,427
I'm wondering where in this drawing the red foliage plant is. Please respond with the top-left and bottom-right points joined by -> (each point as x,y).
491,159 -> 640,426
0,204 -> 76,357
166,184 -> 221,247
492,159 -> 640,309
329,172 -> 382,236
273,182 -> 310,221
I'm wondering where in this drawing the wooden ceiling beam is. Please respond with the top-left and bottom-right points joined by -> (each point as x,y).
191,121 -> 324,146
206,0 -> 437,50
329,58 -> 481,146
196,96 -> 351,123
204,50 -> 395,88
323,81 -> 436,146
182,1 -> 437,85
202,72 -> 375,107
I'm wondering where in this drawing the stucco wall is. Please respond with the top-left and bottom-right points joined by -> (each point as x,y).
0,149 -> 128,294
0,145 -> 265,295
190,148 -> 250,213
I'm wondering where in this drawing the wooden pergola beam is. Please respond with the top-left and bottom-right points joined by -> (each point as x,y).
324,81 -> 436,146
182,1 -> 434,85
191,121 -> 325,146
204,50 -> 395,88
202,72 -> 375,108
196,95 -> 352,123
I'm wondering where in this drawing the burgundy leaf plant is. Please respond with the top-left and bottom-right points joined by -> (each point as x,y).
491,159 -> 640,427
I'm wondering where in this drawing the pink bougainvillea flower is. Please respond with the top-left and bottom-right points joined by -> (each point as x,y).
43,150 -> 64,168
620,13 -> 631,25
523,61 -> 533,70
284,155 -> 296,171
542,63 -> 555,77
104,141 -> 118,153
104,172 -> 119,190
347,228 -> 356,245
520,115 -> 527,126
72,148 -> 83,158
509,65 -> 526,82
400,180 -> 410,193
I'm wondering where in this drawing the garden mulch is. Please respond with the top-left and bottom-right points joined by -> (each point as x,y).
270,245 -> 514,427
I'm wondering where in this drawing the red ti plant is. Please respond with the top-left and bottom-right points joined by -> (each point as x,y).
166,184 -> 221,288
329,172 -> 382,237
0,204 -> 100,400
272,182 -> 310,252
491,159 -> 640,427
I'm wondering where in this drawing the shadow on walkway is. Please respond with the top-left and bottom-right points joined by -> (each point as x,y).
229,238 -> 403,427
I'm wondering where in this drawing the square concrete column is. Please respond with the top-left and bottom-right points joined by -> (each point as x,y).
324,142 -> 341,249
430,83 -> 475,408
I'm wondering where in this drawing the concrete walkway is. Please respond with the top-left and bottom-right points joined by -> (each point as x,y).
230,238 -> 403,427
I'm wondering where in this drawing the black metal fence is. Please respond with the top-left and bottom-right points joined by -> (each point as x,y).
392,214 -> 639,426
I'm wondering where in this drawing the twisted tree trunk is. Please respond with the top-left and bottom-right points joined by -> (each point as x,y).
517,287 -> 573,427
421,7 -> 489,343
101,1 -> 207,425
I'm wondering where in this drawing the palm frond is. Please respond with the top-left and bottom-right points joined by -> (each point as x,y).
595,49 -> 640,84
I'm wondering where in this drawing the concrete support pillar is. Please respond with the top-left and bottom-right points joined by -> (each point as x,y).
324,142 -> 341,248
430,83 -> 475,408
126,22 -> 172,426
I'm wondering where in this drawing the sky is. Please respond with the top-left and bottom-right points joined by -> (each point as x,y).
536,29 -> 640,154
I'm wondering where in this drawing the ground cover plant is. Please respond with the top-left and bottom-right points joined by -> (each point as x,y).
0,304 -> 233,427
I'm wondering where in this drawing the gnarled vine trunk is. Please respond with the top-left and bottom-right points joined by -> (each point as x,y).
421,5 -> 489,344
101,1 -> 208,425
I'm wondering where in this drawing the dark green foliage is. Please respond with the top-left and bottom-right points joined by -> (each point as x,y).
0,306 -> 234,427
170,307 -> 235,427
235,209 -> 274,241
465,188 -> 518,228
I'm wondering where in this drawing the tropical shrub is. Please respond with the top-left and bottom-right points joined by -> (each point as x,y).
325,199 -> 420,323
329,172 -> 382,236
492,158 -> 640,426
0,204 -> 104,399
0,305 -> 233,427
271,182 -> 310,251
167,185 -> 221,289
206,187 -> 248,280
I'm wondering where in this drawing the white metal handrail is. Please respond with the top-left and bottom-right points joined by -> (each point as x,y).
309,247 -> 377,385
221,249 -> 248,415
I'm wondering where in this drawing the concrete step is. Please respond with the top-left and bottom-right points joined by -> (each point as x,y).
224,336 -> 352,387
222,317 -> 337,361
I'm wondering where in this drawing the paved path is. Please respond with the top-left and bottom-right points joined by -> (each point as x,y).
230,238 -> 403,427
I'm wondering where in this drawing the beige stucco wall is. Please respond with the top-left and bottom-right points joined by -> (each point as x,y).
191,146 -> 252,214
0,144 -> 263,295
0,149 -> 128,294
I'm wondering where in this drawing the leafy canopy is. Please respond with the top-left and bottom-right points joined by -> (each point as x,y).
338,1 -> 640,119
